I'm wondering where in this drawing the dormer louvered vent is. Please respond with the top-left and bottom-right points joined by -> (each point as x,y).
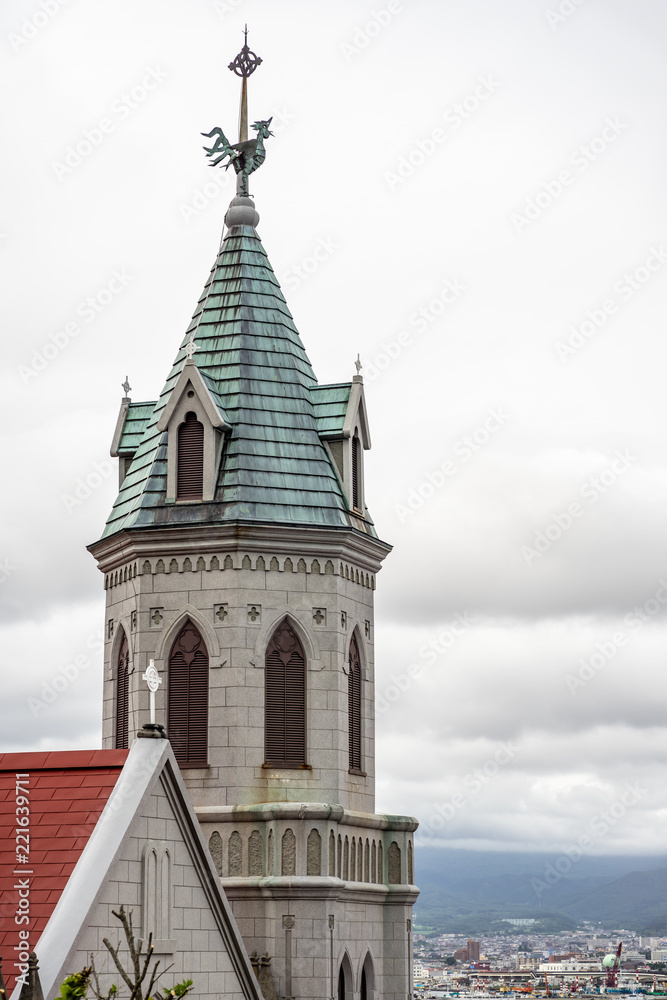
177,412 -> 204,500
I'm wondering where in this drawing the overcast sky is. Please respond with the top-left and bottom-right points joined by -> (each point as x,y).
2,0 -> 667,859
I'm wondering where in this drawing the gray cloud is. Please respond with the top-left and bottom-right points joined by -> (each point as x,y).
2,0 -> 667,857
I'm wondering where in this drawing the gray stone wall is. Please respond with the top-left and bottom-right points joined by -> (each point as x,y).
197,808 -> 418,1000
224,881 -> 415,1000
101,549 -> 378,814
51,782 -> 255,1000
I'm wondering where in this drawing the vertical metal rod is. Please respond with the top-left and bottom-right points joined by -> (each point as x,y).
239,76 -> 248,143
329,914 -> 335,1000
283,915 -> 295,1000
407,917 -> 413,1000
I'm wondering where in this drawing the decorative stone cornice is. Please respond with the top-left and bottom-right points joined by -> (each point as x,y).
220,878 -> 419,905
196,802 -> 418,833
88,521 -> 391,575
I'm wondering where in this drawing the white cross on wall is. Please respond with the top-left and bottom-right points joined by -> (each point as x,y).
142,659 -> 162,725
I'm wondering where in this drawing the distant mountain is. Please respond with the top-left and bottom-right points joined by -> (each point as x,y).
414,848 -> 667,933
557,868 -> 667,927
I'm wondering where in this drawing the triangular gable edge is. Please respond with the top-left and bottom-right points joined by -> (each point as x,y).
156,361 -> 229,432
342,381 -> 371,450
110,400 -> 131,457
16,737 -> 260,1000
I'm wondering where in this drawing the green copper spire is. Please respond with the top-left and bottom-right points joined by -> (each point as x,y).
100,223 -> 369,538
97,39 -> 378,543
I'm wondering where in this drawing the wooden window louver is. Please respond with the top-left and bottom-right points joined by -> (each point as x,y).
348,634 -> 362,772
115,631 -> 129,749
167,620 -> 209,766
351,430 -> 360,510
264,619 -> 306,767
177,411 -> 204,500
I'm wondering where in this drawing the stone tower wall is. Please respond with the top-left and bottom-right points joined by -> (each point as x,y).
101,544 -> 379,815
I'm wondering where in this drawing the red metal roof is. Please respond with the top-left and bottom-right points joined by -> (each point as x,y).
0,750 -> 128,994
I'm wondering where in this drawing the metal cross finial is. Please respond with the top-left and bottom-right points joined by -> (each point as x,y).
228,25 -> 262,78
184,333 -> 198,360
355,354 -> 362,375
227,25 -> 262,145
142,659 -> 162,725
122,376 -> 132,395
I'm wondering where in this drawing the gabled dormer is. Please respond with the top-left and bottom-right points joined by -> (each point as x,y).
311,373 -> 371,516
155,358 -> 229,503
98,215 -> 354,540
110,397 -> 156,487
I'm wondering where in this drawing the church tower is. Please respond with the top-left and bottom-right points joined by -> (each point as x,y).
88,35 -> 418,1000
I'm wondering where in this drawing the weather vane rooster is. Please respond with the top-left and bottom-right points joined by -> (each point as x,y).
202,27 -> 273,198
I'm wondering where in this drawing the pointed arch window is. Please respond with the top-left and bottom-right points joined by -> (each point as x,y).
177,411 -> 204,500
348,634 -> 362,773
338,967 -> 346,1000
264,619 -> 306,768
361,953 -> 375,1000
167,621 -> 209,766
115,631 -> 129,749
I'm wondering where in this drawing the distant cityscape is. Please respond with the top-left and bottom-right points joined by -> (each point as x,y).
414,927 -> 667,988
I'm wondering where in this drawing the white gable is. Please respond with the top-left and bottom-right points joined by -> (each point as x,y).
20,737 -> 261,1000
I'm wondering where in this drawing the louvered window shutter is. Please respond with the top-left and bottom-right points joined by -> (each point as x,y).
115,632 -> 129,749
167,621 -> 209,766
265,620 -> 306,767
351,432 -> 360,510
348,635 -> 362,771
177,411 -> 204,500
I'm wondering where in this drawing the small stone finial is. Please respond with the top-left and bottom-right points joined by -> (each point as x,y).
122,376 -> 132,397
18,953 -> 44,1000
353,354 -> 363,383
255,953 -> 279,1000
137,722 -> 167,740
